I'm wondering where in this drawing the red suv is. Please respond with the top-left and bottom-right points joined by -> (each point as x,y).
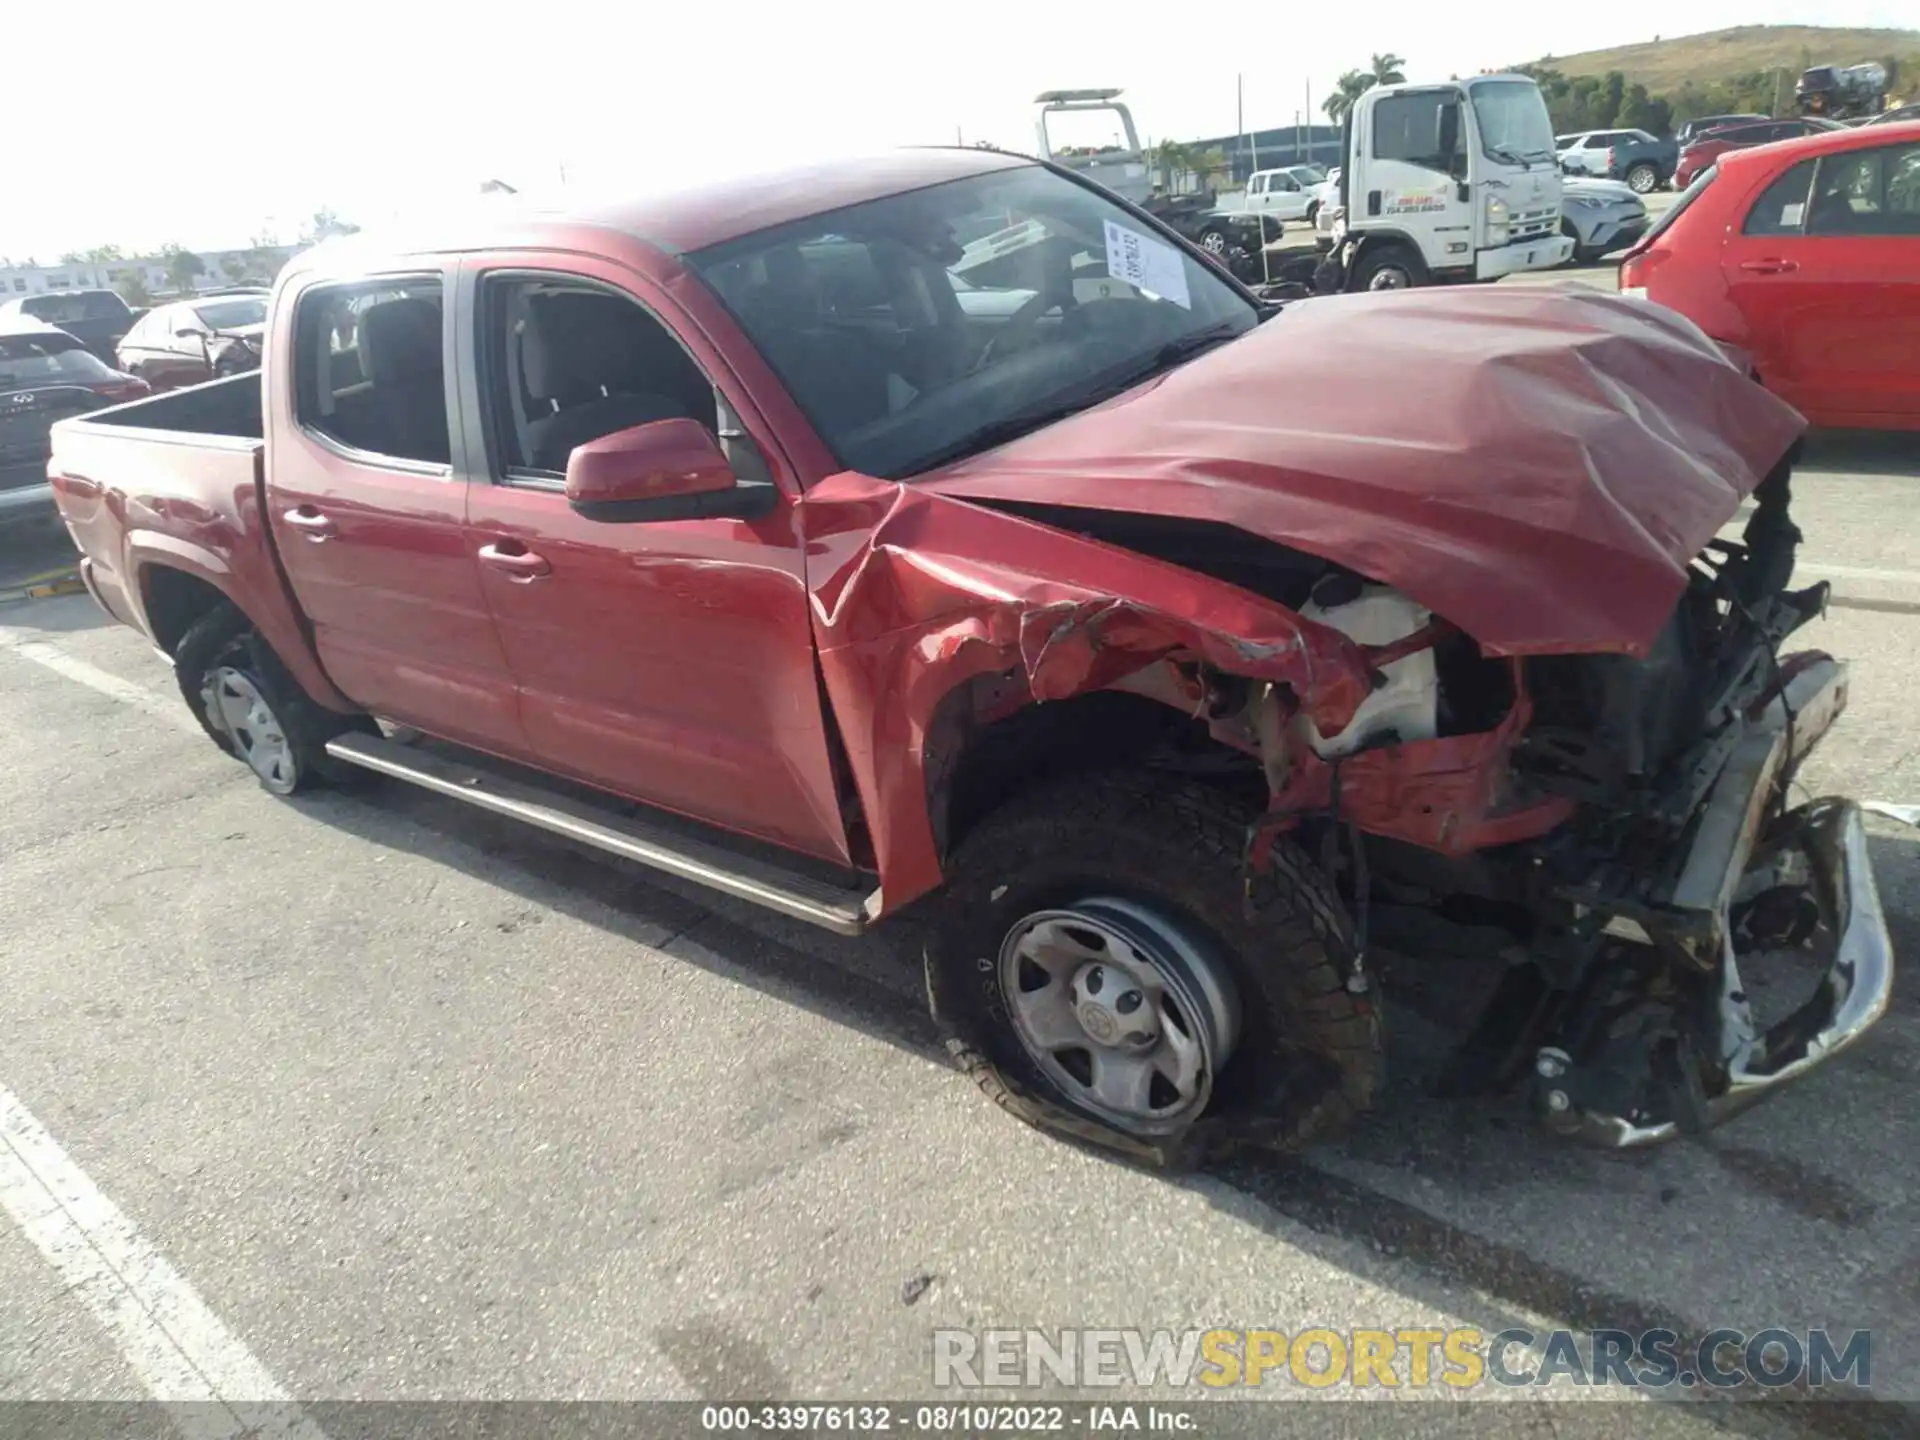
1672,117 -> 1845,189
1621,121 -> 1920,430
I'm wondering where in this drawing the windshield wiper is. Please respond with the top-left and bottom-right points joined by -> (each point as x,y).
1486,144 -> 1532,167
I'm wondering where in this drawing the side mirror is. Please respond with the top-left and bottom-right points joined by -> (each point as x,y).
565,417 -> 775,523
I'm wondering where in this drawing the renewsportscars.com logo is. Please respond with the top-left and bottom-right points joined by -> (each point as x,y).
932,1327 -> 1873,1391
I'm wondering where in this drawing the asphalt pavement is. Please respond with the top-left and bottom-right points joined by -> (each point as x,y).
1,253 -> 1916,1438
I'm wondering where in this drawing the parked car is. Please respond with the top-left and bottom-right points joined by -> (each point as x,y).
1622,121 -> 1920,429
1674,117 -> 1847,188
1865,103 -> 1920,127
1556,128 -> 1673,190
115,295 -> 269,390
48,147 -> 1888,1165
0,316 -> 149,524
1674,113 -> 1769,147
0,288 -> 140,365
1559,176 -> 1649,262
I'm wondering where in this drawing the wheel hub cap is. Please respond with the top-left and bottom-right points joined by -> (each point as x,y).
202,665 -> 296,792
998,898 -> 1241,1135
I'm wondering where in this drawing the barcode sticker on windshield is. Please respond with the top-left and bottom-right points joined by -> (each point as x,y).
1103,221 -> 1192,309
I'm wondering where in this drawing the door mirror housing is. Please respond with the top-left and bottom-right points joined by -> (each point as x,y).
564,417 -> 775,523
1438,101 -> 1467,180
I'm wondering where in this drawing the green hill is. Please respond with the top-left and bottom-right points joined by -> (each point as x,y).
1517,25 -> 1920,137
1544,25 -> 1919,92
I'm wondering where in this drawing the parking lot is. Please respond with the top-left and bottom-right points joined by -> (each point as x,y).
2,241 -> 1917,1435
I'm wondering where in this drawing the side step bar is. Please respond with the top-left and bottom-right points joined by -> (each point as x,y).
323,733 -> 882,936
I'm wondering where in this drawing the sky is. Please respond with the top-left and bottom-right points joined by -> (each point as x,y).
5,0 -> 1914,261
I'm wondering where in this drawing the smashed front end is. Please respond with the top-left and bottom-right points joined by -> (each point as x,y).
1470,460 -> 1895,1143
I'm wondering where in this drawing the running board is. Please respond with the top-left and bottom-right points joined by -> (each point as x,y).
323,733 -> 881,936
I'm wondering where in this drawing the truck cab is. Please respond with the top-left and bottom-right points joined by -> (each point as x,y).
1323,74 -> 1572,290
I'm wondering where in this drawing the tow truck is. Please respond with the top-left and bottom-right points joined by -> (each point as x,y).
1310,74 -> 1573,290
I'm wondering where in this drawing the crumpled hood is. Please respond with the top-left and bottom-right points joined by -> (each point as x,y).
919,287 -> 1806,658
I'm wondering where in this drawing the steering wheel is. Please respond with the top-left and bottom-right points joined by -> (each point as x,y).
970,288 -> 1070,373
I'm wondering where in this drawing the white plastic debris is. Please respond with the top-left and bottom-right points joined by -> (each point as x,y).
1863,801 -> 1920,827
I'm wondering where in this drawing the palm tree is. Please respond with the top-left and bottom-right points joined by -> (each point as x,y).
1323,70 -> 1373,122
1324,53 -> 1412,121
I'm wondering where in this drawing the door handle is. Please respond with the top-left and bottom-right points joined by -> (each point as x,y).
477,542 -> 552,581
282,506 -> 335,540
1738,258 -> 1798,275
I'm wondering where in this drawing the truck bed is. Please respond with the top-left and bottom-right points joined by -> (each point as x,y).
47,374 -> 267,634
78,372 -> 265,440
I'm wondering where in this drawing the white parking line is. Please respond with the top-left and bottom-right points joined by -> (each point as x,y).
0,631 -> 199,735
1797,560 -> 1920,587
0,1085 -> 328,1439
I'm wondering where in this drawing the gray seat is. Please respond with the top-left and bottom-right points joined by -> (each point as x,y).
520,292 -> 699,473
355,297 -> 449,464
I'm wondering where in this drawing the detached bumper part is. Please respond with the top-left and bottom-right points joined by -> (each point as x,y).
1547,659 -> 1893,1145
1566,797 -> 1893,1146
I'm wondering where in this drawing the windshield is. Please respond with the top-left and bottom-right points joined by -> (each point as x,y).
1469,80 -> 1556,164
690,164 -> 1257,480
0,334 -> 116,390
193,299 -> 267,330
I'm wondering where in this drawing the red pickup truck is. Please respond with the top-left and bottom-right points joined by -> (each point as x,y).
49,147 -> 1891,1166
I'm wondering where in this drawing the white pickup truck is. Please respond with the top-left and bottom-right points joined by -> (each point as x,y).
1238,166 -> 1325,223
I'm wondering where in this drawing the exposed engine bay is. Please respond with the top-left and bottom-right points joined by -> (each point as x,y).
978,453 -> 1891,1148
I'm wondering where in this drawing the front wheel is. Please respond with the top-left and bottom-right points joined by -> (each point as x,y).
1625,163 -> 1659,194
925,771 -> 1385,1167
1351,244 -> 1425,291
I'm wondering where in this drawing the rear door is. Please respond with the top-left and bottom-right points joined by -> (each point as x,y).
262,270 -> 526,752
1721,140 -> 1920,425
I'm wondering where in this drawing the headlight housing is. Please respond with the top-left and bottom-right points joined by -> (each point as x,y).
1485,194 -> 1511,239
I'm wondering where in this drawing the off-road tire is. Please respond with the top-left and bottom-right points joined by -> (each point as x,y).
173,602 -> 371,794
925,770 -> 1385,1169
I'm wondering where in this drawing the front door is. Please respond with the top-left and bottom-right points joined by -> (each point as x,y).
1723,139 -> 1920,425
455,255 -> 853,866
262,270 -> 525,753
1353,87 -> 1474,253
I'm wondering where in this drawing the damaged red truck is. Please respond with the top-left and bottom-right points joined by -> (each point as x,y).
49,148 -> 1892,1164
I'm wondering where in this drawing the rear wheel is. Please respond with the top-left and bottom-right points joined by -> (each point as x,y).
1626,163 -> 1658,194
1197,226 -> 1230,256
174,603 -> 370,795
925,771 -> 1385,1167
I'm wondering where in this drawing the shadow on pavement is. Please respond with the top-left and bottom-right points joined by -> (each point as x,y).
281,768 -> 1918,1438
1803,432 -> 1920,478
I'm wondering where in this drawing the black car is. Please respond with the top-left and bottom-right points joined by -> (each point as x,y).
0,288 -> 140,365
0,317 -> 149,526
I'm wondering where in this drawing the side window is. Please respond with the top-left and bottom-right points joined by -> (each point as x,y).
1371,94 -> 1450,170
293,278 -> 449,466
1743,160 -> 1817,236
479,275 -> 717,481
1582,135 -> 1609,149
1809,143 -> 1920,236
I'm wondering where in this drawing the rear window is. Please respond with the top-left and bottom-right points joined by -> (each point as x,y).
0,334 -> 117,387
20,291 -> 129,324
1743,160 -> 1818,235
193,299 -> 267,330
1634,165 -> 1719,250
